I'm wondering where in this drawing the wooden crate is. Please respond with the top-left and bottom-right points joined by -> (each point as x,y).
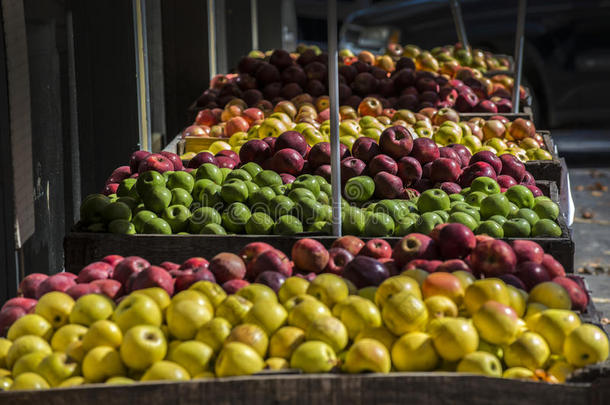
1,372 -> 608,405
525,132 -> 563,191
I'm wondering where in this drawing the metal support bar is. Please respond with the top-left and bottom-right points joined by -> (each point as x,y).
207,0 -> 217,78
250,0 -> 259,50
512,0 -> 527,113
328,0 -> 342,237
133,0 -> 152,151
449,0 -> 469,49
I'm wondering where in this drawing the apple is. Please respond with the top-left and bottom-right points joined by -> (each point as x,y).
36,274 -> 77,299
341,157 -> 367,183
254,271 -> 287,293
552,276 -> 588,312
77,261 -> 113,283
520,171 -> 536,186
499,154 -> 526,183
392,233 -> 438,268
449,143 -> 472,168
292,239 -> 329,274
180,257 -> 210,270
430,158 -> 462,184
159,151 -> 184,171
131,266 -> 174,296
331,235 -> 365,256
542,254 -> 566,278
470,151 -> 502,175
19,273 -> 48,298
458,162 -> 497,187
215,156 -> 237,169
324,248 -> 354,275
359,239 -> 392,259
515,261 -> 551,291
275,131 -> 308,157
436,259 -> 471,273
271,148 -> 304,176
239,242 -> 274,272
247,248 -> 293,281
0,305 -> 27,336
397,157 -> 422,187
342,256 -> 390,288
508,118 -> 536,140
102,255 -> 124,267
307,142 -> 331,169
379,126 -> 414,160
2,297 -> 37,312
368,154 -> 398,177
438,223 -> 476,260
411,138 -> 440,165
138,153 -> 174,174
187,152 -> 217,169
403,259 -> 443,273
119,325 -> 166,371
222,279 -> 250,294
511,240 -> 544,264
106,166 -> 131,184
129,150 -> 151,173
352,137 -> 380,164
209,252 -> 247,284
113,257 -> 150,285
497,175 -> 518,189
174,268 -> 216,292
66,283 -> 102,300
498,274 -> 527,290
90,279 -> 123,300
470,239 -> 517,276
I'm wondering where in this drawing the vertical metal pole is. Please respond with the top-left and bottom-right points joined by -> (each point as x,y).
133,0 -> 152,151
207,0 -> 217,79
512,0 -> 527,113
449,0 -> 469,49
328,0 -> 342,237
250,0 -> 259,51
66,11 -> 81,218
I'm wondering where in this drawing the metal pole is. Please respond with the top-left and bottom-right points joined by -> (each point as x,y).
207,0 -> 217,79
449,0 -> 469,50
328,0 -> 342,237
250,0 -> 259,51
512,0 -> 527,113
133,0 -> 152,151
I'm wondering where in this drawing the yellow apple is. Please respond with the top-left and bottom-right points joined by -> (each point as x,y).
216,295 -> 253,326
57,376 -> 85,387
401,269 -> 429,287
457,351 -> 502,377
269,326 -> 306,359
391,332 -> 439,371
243,300 -> 287,335
546,359 -> 574,383
472,300 -> 520,345
288,298 -> 331,331
69,294 -> 115,326
265,357 -> 289,370
464,278 -> 510,315
132,287 -> 171,314
524,302 -> 548,327
284,294 -> 318,312
290,340 -> 337,373
504,331 -> 550,371
168,340 -> 213,376
82,346 -> 126,382
12,352 -> 46,377
375,276 -> 422,309
105,376 -> 135,385
503,366 -> 535,379
215,342 -> 264,377
355,325 -> 397,351
278,277 -> 309,304
306,316 -> 348,352
425,296 -> 458,319
166,292 -> 214,340
7,314 -> 53,341
65,340 -> 85,363
429,317 -> 479,362
0,338 -> 12,368
531,309 -> 581,354
37,352 -> 79,386
306,274 -> 349,308
381,291 -> 428,335
6,335 -> 51,369
195,317 -> 232,353
81,320 -> 123,351
236,283 -> 278,303
452,270 -> 476,290
189,281 -> 227,308
563,324 -> 609,367
113,293 -> 162,332
9,372 -> 49,390
141,360 -> 190,381
225,323 -> 268,357
344,338 -> 390,373
0,375 -> 11,391
119,325 -> 167,371
35,291 -> 75,329
528,282 -> 571,310
336,296 -> 381,339
50,324 -> 88,352
506,285 -> 527,317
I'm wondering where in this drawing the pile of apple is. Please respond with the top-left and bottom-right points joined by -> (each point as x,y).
184,97 -> 551,163
0,232 -> 607,390
194,44 -> 524,115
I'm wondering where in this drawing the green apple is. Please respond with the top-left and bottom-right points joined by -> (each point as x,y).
502,218 -> 531,237
272,184 -> 287,195
489,214 -> 507,226
342,206 -> 366,235
245,212 -> 275,235
314,175 -> 328,186
320,182 -> 332,197
475,220 -> 504,237
298,198 -> 326,224
434,210 -> 450,222
117,178 -> 138,199
192,179 -> 215,201
201,223 -> 227,235
142,186 -> 172,214
508,202 -> 519,217
505,185 -> 534,209
221,202 -> 251,233
170,188 -> 193,207
166,171 -> 195,193
394,217 -> 416,236
414,212 -> 444,234
448,212 -> 478,231
142,217 -> 172,234
292,175 -> 320,198
533,200 -> 559,220
249,187 -> 275,213
241,162 -> 263,178
244,181 -> 260,198
220,167 -> 233,183
195,163 -> 223,185
460,187 -> 471,196
372,200 -> 404,223
308,221 -> 331,234
201,183 -> 224,209
269,195 -> 296,220
317,191 -> 330,205
535,196 -> 552,204
461,135 -> 483,152
189,207 -> 222,233
86,223 -> 106,232
450,203 -> 481,221
511,208 -> 539,226
117,196 -> 138,211
102,201 -> 132,223
532,219 -> 562,237
417,189 -> 450,212
321,204 -> 333,222
470,177 -> 501,195
132,210 -> 157,233
288,188 -> 316,202
274,215 -> 304,235
449,193 -> 465,202
136,171 -> 166,196
480,194 -> 511,219
432,123 -> 462,145
80,194 -> 111,224
162,205 -> 191,233
163,171 -> 174,182
254,170 -> 283,187
221,179 -> 249,204
465,191 -> 487,208
108,219 -> 136,234
226,169 -> 252,182
364,212 -> 395,237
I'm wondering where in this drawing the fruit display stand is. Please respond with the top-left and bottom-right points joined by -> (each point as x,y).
1,370 -> 609,405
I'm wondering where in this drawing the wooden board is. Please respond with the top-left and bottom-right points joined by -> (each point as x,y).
0,372 -> 608,405
525,133 -> 563,192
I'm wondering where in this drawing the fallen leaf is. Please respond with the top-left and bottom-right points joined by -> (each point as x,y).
582,209 -> 594,219
576,185 -> 585,191
592,191 -> 603,197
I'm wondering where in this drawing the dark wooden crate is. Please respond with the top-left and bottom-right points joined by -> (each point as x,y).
525,132 -> 563,190
1,372 -> 608,405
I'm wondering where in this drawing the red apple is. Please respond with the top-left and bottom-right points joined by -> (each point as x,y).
397,156 -> 422,187
19,273 -> 48,299
90,279 -> 124,300
403,259 -> 443,273
276,131 -> 308,157
410,137 -> 440,165
239,242 -> 274,273
360,238 -> 392,259
497,175 -> 518,189
1,297 -> 37,312
527,185 -> 543,197
66,283 -> 102,300
470,239 -> 517,277
324,248 -> 354,275
439,182 -> 462,195
216,150 -> 240,165
436,259 -> 471,273
458,162 -> 497,187
499,274 -> 527,290
102,255 -> 124,268
552,276 -> 588,312
239,139 -> 272,165
180,257 -> 210,271
0,306 -> 27,336
448,143 -> 472,168
392,233 -> 438,268
331,235 -> 365,256
292,239 -> 329,274
314,165 -> 332,182
281,173 -> 296,184
129,150 -> 151,173
341,157 -> 366,183
511,240 -> 544,264
215,156 -> 237,169
342,256 -> 390,288
160,261 -> 181,272
352,137 -> 380,164
368,154 -> 398,177
470,151 -> 502,175
541,254 -> 566,278
271,148 -> 304,176
438,223 -> 476,260
209,253 -> 247,284
374,172 -> 404,199
138,153 -> 174,174
379,125 -> 414,160
77,262 -> 114,284
174,268 -> 216,292
430,158 -> 462,184
222,279 -> 250,294
131,266 -> 175,296
113,257 -> 150,285
308,142 -> 331,169
248,249 -> 293,280
438,146 -> 462,164
187,152 -> 217,169
515,261 -> 550,291
499,154 -> 526,183
106,166 -> 131,185
36,274 -> 77,299
520,171 -> 536,186
159,151 -> 184,171
255,271 -> 287,292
